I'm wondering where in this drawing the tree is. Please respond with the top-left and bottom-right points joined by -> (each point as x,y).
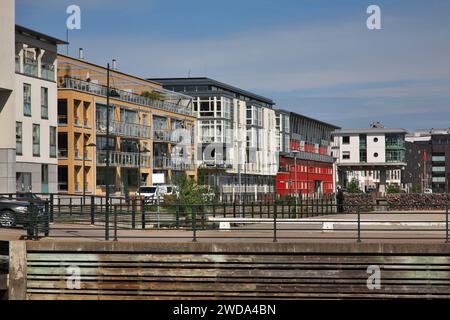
411,183 -> 422,194
386,184 -> 400,194
347,179 -> 362,193
141,90 -> 164,101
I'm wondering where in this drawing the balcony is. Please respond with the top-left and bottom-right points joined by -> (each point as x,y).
153,157 -> 195,170
153,129 -> 179,143
96,120 -> 152,139
97,150 -> 151,168
199,160 -> 232,169
23,59 -> 38,77
41,64 -> 55,81
59,77 -> 193,116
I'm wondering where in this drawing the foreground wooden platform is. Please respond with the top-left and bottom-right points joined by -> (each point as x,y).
5,241 -> 450,300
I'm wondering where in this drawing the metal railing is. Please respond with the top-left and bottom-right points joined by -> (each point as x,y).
96,150 -> 152,168
96,119 -> 152,139
59,77 -> 193,116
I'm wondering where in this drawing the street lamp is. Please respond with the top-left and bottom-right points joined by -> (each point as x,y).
83,142 -> 96,205
293,151 -> 300,206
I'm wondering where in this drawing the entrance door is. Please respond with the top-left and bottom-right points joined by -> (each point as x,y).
16,172 -> 32,192
41,164 -> 49,193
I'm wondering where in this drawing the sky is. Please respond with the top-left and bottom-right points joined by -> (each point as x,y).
15,0 -> 450,132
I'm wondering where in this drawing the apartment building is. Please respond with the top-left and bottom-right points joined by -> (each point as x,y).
14,26 -> 66,193
276,110 -> 338,196
57,55 -> 196,196
404,129 -> 450,193
0,0 -> 16,193
346,169 -> 402,192
332,126 -> 407,194
151,78 -> 278,202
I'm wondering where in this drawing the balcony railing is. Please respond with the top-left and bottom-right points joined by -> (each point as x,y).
58,182 -> 68,192
97,150 -> 152,168
15,55 -> 20,72
96,120 -> 152,139
41,64 -> 55,81
24,60 -> 38,77
153,129 -> 180,143
153,157 -> 195,170
59,77 -> 193,116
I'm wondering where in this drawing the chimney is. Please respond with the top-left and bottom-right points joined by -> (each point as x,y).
112,59 -> 117,70
79,48 -> 84,60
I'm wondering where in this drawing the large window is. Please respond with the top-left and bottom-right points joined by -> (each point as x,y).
41,87 -> 48,119
342,136 -> 350,144
23,83 -> 31,116
246,105 -> 263,127
16,122 -> 22,155
49,126 -> 57,158
32,124 -> 40,156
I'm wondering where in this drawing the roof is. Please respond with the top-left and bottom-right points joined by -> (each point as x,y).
332,128 -> 407,135
16,24 -> 68,45
149,77 -> 274,106
276,108 -> 340,130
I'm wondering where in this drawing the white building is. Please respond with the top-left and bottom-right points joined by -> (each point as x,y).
13,25 -> 66,193
332,126 -> 407,194
0,0 -> 16,193
151,78 -> 278,202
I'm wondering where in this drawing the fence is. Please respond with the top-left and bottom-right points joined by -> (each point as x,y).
10,198 -> 450,243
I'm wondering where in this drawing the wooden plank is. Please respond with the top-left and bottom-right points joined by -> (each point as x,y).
9,241 -> 27,300
0,274 -> 7,290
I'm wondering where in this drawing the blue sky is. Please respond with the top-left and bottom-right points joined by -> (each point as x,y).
16,0 -> 450,131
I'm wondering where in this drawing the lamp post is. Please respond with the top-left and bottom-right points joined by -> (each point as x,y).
105,62 -> 111,241
293,151 -> 299,206
83,142 -> 96,205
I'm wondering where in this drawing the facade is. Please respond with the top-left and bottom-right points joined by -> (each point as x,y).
346,169 -> 402,192
151,78 -> 278,202
404,129 -> 450,193
332,127 -> 407,193
276,111 -> 338,196
0,0 -> 16,193
14,25 -> 66,193
57,55 -> 196,196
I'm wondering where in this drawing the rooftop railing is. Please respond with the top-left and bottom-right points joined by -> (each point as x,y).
59,77 -> 193,116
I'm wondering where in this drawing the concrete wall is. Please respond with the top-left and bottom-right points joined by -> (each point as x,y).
0,0 -> 16,193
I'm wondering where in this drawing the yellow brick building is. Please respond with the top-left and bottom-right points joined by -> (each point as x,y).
56,55 -> 197,196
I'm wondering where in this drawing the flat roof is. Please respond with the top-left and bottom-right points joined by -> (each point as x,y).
16,24 -> 68,45
333,128 -> 407,135
276,108 -> 340,130
149,77 -> 274,106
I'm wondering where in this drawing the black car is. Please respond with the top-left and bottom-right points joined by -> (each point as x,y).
0,198 -> 43,228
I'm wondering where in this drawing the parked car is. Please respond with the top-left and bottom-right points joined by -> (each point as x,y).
16,193 -> 47,208
424,188 -> 433,194
0,198 -> 39,228
136,185 -> 178,204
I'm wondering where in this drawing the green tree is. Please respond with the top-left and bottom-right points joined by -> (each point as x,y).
386,184 -> 400,194
347,179 -> 362,193
411,183 -> 422,193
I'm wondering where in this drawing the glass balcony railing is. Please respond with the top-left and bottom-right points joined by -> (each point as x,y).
96,120 -> 152,139
15,56 -> 20,72
41,64 -> 55,81
154,157 -> 195,170
97,150 -> 152,168
59,77 -> 193,116
153,129 -> 179,143
24,60 -> 38,77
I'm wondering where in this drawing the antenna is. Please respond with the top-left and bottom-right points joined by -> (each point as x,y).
188,69 -> 191,78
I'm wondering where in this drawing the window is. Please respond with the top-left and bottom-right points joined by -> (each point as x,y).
342,136 -> 350,144
96,167 -> 116,186
41,87 -> 48,119
32,124 -> 40,156
374,152 -> 379,158
16,172 -> 32,192
50,126 -> 57,158
342,151 -> 350,160
16,122 -> 22,155
23,83 -> 31,116
373,137 -> 379,143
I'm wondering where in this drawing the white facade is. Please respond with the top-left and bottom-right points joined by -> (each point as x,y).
0,0 -> 16,193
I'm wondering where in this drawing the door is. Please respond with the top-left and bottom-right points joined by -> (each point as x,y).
41,164 -> 49,193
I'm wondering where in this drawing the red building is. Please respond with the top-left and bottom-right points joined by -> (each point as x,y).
275,110 -> 339,196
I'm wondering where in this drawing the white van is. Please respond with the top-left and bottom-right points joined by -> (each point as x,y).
136,185 -> 177,203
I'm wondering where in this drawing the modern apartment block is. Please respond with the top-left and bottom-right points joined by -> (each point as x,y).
332,126 -> 407,194
404,129 -> 450,193
57,55 -> 196,196
276,110 -> 338,196
0,0 -> 16,193
14,26 -> 66,193
151,78 -> 278,202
